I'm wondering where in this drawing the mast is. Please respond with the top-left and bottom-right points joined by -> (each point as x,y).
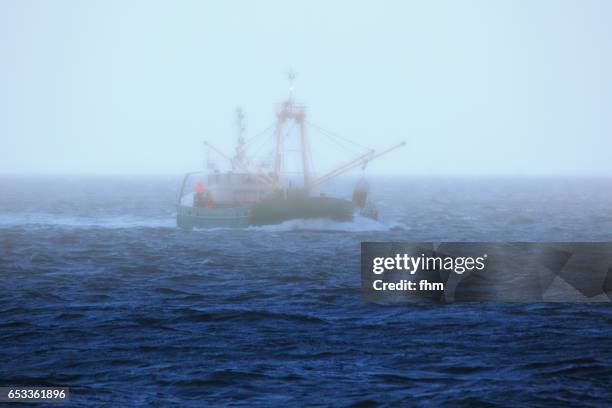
233,107 -> 246,169
299,118 -> 310,188
273,70 -> 311,189
273,112 -> 283,180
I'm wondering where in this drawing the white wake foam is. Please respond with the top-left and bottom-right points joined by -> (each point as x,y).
0,214 -> 175,229
246,215 -> 407,232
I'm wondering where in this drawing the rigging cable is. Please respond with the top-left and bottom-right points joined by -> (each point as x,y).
306,121 -> 372,152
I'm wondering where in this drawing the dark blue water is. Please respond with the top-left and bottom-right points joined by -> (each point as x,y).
1,176 -> 612,406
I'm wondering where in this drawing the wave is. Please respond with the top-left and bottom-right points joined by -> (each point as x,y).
246,215 -> 407,232
0,213 -> 174,229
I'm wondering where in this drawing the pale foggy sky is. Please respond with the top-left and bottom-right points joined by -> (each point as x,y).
1,0 -> 611,176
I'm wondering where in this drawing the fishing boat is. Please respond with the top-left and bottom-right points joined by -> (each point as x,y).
176,74 -> 404,229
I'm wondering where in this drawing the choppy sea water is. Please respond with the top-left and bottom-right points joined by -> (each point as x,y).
1,176 -> 611,406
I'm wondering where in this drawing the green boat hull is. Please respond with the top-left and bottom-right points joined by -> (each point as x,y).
250,195 -> 353,226
176,195 -> 354,229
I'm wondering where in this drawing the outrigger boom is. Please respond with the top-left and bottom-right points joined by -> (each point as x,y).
308,141 -> 406,188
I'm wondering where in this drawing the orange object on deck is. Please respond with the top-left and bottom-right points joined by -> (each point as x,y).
204,191 -> 214,208
194,182 -> 206,193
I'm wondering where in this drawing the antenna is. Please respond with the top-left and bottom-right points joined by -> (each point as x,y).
287,69 -> 296,100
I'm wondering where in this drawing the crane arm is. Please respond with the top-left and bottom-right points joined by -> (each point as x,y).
309,141 -> 406,188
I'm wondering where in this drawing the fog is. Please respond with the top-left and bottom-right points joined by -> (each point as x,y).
1,0 -> 611,176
